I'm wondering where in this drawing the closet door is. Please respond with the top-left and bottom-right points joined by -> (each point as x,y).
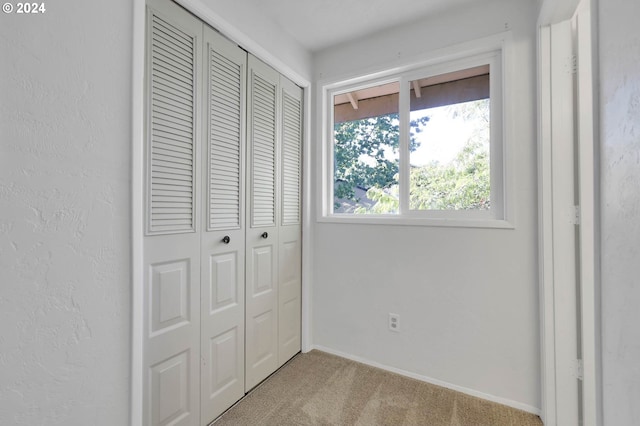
278,77 -> 303,366
200,27 -> 246,423
245,55 -> 280,391
144,1 -> 202,425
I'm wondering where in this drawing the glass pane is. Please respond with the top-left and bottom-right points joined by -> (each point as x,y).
333,82 -> 400,214
409,98 -> 491,211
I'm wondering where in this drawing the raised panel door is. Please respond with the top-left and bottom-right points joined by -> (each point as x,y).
278,76 -> 303,366
245,55 -> 280,391
200,25 -> 246,424
144,2 -> 202,424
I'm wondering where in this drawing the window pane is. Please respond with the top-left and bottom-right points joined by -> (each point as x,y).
408,66 -> 491,211
333,82 -> 400,214
409,98 -> 490,211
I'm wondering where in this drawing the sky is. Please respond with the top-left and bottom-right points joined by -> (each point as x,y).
353,99 -> 489,168
410,100 -> 489,166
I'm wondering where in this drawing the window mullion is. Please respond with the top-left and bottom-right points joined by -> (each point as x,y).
326,89 -> 334,215
398,77 -> 410,215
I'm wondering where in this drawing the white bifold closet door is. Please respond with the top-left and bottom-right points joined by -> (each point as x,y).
245,56 -> 280,390
245,55 -> 303,391
278,77 -> 303,366
144,1 -> 302,423
199,26 -> 246,422
143,1 -> 202,425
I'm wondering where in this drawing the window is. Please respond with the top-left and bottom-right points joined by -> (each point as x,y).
323,48 -> 507,226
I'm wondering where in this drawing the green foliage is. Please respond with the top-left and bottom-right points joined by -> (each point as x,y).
354,186 -> 399,214
352,138 -> 490,214
408,99 -> 491,211
333,99 -> 490,214
408,138 -> 490,211
334,113 -> 428,201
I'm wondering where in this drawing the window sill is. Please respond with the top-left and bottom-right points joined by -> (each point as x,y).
317,214 -> 515,229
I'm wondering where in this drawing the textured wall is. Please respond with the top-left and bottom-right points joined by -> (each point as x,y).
599,0 -> 640,424
0,1 -> 132,424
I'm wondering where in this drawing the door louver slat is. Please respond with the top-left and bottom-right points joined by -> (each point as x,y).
148,14 -> 196,234
250,72 -> 277,227
152,146 -> 193,160
151,70 -> 193,98
152,143 -> 193,158
152,132 -> 193,147
208,49 -> 242,230
282,92 -> 302,226
151,44 -> 193,72
152,154 -> 193,167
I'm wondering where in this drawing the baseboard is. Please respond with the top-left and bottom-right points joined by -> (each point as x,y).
312,344 -> 541,417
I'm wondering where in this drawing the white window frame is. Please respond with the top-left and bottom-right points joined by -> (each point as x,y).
319,35 -> 514,229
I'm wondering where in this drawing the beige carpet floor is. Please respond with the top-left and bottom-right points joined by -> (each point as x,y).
213,350 -> 542,426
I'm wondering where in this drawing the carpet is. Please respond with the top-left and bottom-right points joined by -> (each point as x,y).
212,350 -> 543,426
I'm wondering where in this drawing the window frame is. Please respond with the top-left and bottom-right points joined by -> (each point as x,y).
319,37 -> 513,228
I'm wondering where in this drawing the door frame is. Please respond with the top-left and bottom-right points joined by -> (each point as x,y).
131,2 -> 145,426
537,0 -> 600,424
130,1 -> 312,424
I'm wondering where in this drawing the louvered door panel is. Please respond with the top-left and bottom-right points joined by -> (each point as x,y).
208,49 -> 243,230
245,56 -> 280,391
144,3 -> 202,426
250,73 -> 277,228
200,26 -> 247,424
148,12 -> 197,234
278,76 -> 303,367
281,91 -> 302,226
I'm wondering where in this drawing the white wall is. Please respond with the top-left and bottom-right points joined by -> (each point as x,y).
311,0 -> 541,412
599,0 -> 640,424
0,1 -> 132,424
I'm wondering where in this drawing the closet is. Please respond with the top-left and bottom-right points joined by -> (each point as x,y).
142,1 -> 303,425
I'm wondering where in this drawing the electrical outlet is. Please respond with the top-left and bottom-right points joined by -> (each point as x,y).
388,313 -> 400,332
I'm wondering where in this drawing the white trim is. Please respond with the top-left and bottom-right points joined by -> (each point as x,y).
312,345 -> 542,416
575,0 -> 601,424
537,1 -> 601,424
301,84 -> 314,353
317,215 -> 514,229
317,32 -> 510,91
550,18 -> 580,426
131,1 -> 146,426
398,76 -> 411,214
537,24 -> 556,426
537,0 -> 580,26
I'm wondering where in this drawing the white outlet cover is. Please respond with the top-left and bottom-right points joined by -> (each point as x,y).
389,313 -> 400,332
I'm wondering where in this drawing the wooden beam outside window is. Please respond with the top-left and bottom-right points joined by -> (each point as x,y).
334,74 -> 489,124
346,92 -> 359,110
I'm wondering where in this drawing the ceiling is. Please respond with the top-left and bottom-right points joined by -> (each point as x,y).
242,0 -> 488,52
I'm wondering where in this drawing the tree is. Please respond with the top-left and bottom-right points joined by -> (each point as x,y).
334,113 -> 428,202
354,137 -> 490,214
408,138 -> 490,210
334,99 -> 490,214
334,99 -> 491,214
409,99 -> 490,211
